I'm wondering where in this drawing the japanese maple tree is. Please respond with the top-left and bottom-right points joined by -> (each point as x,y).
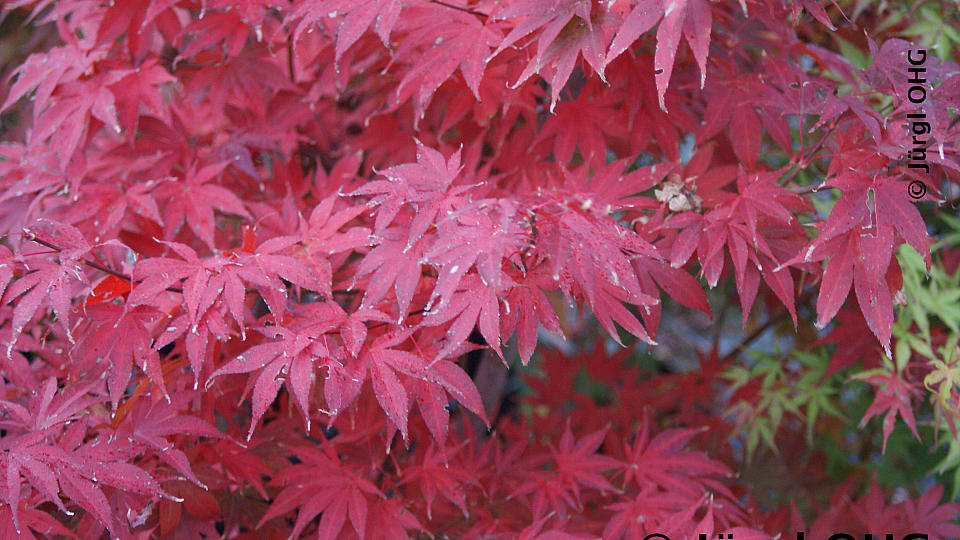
1,0 -> 960,538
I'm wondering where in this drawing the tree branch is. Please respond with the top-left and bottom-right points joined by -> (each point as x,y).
720,289 -> 815,363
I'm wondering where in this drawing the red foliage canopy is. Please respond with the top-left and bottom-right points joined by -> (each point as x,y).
0,0 -> 959,538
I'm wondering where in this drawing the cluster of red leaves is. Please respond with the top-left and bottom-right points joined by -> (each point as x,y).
0,0 -> 959,538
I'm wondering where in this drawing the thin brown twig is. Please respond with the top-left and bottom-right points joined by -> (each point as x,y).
25,234 -> 189,294
430,0 -> 488,18
719,311 -> 784,364
777,121 -> 837,191
719,289 -> 815,364
796,122 -> 838,170
287,38 -> 296,84
26,235 -> 132,282
788,183 -> 820,195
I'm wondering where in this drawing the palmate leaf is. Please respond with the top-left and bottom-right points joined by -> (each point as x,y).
151,161 -> 250,249
422,197 -> 527,312
0,379 -> 175,536
396,440 -> 479,520
854,369 -> 922,453
129,236 -> 324,379
349,226 -> 426,320
534,202 -> 660,346
536,85 -> 629,166
783,168 -> 930,353
208,301 -> 347,439
258,443 -> 380,539
347,140 -> 471,238
358,327 -> 487,441
285,0 -> 404,63
421,273 -> 504,360
617,414 -> 731,498
71,303 -> 168,409
606,0 -> 712,111
114,392 -> 226,488
391,5 -> 503,121
502,269 -> 566,365
260,442 -> 424,539
492,0 -> 617,112
3,220 -> 113,352
511,423 -> 621,520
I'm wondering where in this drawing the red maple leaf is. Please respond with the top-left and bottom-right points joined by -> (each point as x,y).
512,423 -> 620,519
397,441 -> 480,520
617,414 -> 732,498
391,5 -> 502,121
349,226 -> 427,321
422,198 -> 527,313
5,220 -> 106,350
902,485 -> 960,540
491,0 -> 616,111
348,141 -> 471,238
421,273 -> 505,360
534,202 -> 660,345
114,392 -> 226,488
608,0 -> 712,111
785,168 -> 928,352
151,161 -> 250,249
0,379 -> 171,536
259,442 -> 381,539
208,301 -> 347,439
286,0 -> 403,63
854,370 -> 921,453
71,303 -> 168,408
535,83 -> 628,166
358,327 -> 487,440
502,269 -> 566,365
